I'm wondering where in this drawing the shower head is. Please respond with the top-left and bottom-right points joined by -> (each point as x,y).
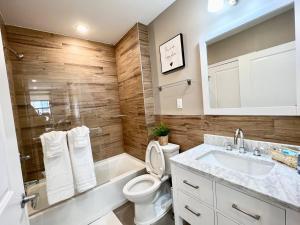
5,46 -> 24,60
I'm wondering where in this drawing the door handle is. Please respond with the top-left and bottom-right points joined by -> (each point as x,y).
21,193 -> 39,209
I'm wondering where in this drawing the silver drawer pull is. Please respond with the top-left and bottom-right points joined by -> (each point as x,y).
185,205 -> 201,217
232,204 -> 260,221
183,180 -> 199,189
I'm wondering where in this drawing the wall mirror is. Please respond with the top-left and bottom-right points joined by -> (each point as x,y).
200,0 -> 300,115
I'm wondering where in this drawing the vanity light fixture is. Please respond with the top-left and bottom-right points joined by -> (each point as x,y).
32,79 -> 37,83
76,24 -> 88,34
208,0 -> 224,12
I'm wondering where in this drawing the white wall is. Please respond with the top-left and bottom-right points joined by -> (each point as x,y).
148,0 -> 294,115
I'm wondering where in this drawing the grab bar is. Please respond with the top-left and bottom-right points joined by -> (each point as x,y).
32,127 -> 103,141
158,79 -> 191,91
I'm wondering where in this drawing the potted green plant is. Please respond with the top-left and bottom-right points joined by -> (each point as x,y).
152,123 -> 170,146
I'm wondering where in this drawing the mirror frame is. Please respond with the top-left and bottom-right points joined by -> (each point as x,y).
199,0 -> 300,116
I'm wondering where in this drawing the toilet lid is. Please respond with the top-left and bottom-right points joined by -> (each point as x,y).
145,141 -> 165,179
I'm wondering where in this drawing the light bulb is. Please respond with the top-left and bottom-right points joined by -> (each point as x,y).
76,24 -> 88,34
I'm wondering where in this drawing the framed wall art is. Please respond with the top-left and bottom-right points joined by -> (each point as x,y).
159,33 -> 185,74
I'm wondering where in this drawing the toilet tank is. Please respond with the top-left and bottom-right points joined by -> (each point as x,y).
160,142 -> 180,175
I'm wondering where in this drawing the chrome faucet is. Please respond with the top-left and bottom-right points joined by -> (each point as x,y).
234,128 -> 246,153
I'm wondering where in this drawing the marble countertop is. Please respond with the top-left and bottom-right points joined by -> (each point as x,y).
171,144 -> 300,212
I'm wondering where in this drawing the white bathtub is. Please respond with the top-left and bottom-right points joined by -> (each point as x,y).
28,153 -> 145,225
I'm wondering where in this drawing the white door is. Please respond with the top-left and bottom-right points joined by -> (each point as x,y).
208,60 -> 241,108
0,31 -> 29,225
239,41 -> 296,107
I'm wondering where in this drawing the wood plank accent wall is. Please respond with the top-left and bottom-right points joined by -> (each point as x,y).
156,115 -> 300,151
138,24 -> 155,130
5,25 -> 124,181
115,23 -> 154,160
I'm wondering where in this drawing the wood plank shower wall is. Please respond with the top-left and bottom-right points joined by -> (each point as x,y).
5,25 -> 124,181
115,23 -> 155,160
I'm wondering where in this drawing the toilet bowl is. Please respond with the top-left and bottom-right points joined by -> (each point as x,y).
123,141 -> 179,225
123,174 -> 161,204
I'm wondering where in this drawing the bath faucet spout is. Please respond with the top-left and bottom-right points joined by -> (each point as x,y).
234,128 -> 246,153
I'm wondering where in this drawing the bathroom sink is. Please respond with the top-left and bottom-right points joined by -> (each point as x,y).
196,151 -> 275,176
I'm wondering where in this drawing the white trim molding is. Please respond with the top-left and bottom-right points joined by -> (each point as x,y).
295,0 -> 300,115
199,0 -> 299,116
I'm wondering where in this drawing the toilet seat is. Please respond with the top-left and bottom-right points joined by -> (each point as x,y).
123,141 -> 166,202
123,174 -> 161,200
145,141 -> 165,179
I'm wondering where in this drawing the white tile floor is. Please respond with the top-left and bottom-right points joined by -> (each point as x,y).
90,212 -> 123,225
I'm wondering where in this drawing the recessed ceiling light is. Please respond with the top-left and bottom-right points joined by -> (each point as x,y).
208,0 -> 224,12
76,24 -> 88,34
32,79 -> 37,83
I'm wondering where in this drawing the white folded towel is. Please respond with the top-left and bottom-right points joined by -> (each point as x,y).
67,126 -> 97,193
45,139 -> 63,158
40,131 -> 74,205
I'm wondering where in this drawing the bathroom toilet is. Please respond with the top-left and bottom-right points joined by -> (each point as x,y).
123,141 -> 179,225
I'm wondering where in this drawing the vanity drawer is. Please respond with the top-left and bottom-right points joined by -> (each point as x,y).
177,191 -> 214,225
216,183 -> 285,225
217,213 -> 240,225
174,166 -> 214,205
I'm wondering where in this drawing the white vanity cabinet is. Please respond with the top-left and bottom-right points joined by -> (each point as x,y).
177,191 -> 214,225
171,164 -> 300,225
215,183 -> 285,225
216,213 -> 239,225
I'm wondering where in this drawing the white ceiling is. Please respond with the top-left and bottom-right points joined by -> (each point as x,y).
0,0 -> 176,44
